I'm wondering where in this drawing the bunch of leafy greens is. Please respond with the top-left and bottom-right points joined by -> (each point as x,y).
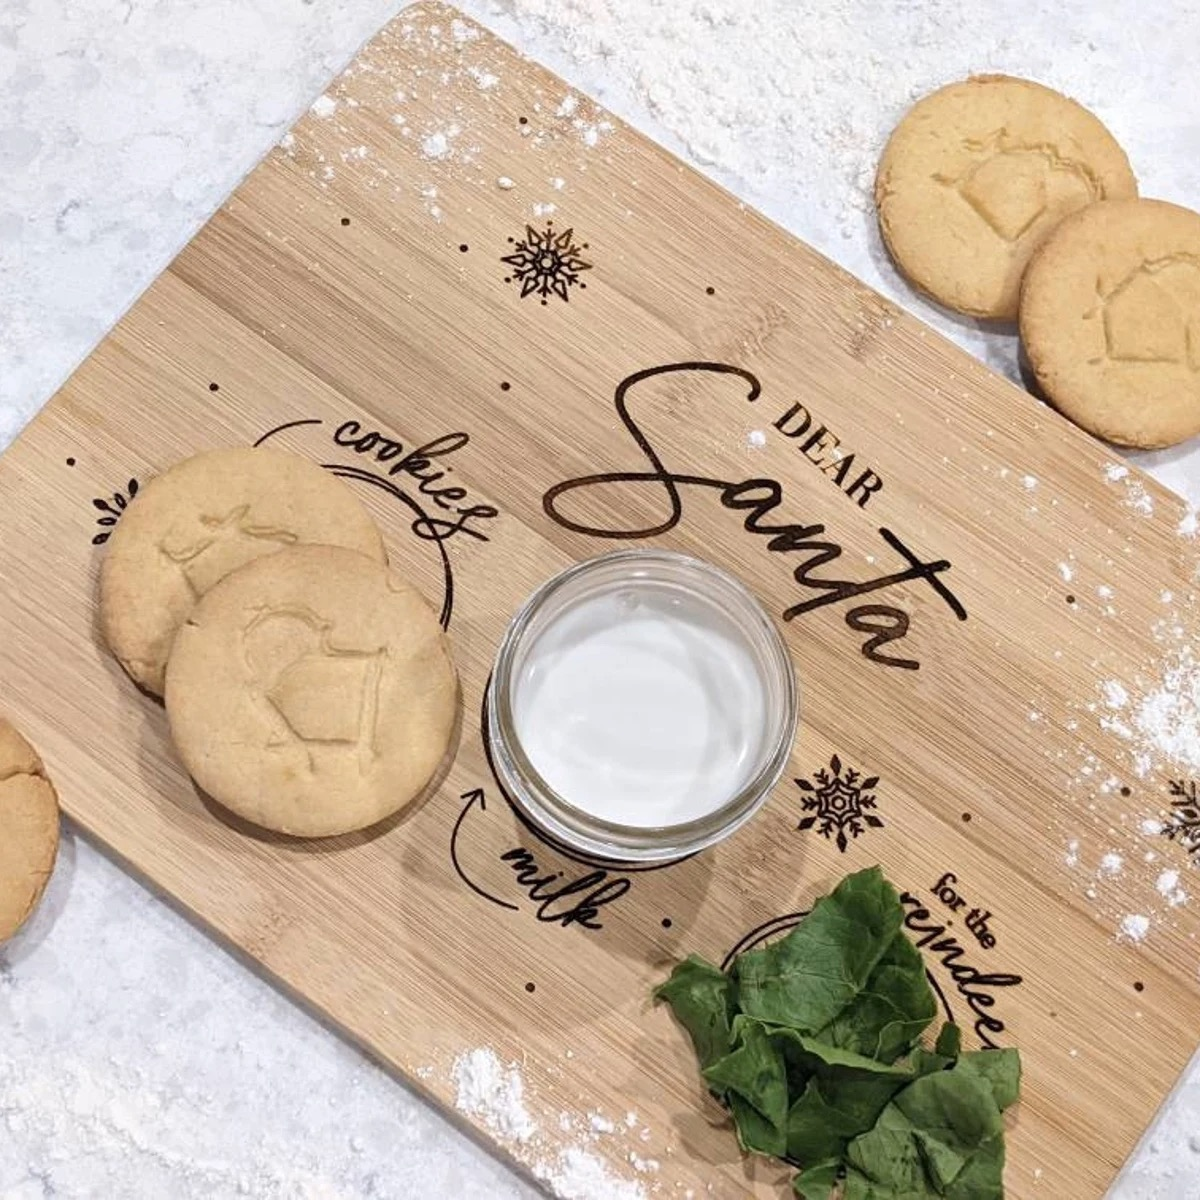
654,867 -> 1020,1198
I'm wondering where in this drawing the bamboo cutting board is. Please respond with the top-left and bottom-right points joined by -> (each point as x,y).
5,5 -> 1200,1195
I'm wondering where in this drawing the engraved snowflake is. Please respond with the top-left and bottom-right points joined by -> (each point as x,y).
92,479 -> 139,545
501,222 -> 591,304
1162,780 -> 1200,859
795,754 -> 883,853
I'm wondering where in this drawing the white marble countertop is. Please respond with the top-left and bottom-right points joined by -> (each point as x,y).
2,2 -> 1200,1197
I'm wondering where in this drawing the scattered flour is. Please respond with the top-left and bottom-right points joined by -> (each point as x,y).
628,1152 -> 660,1173
421,129 -> 455,160
451,1049 -> 536,1143
1119,913 -> 1151,943
468,65 -> 500,90
1022,474 -> 1038,490
450,1048 -> 649,1198
1059,561 -> 1074,583
1156,869 -> 1188,907
1103,463 -> 1155,516
537,1147 -> 647,1200
309,94 -> 337,119
13,3 -> 1200,1199
747,429 -> 767,449
1097,630 -> 1200,789
497,175 -> 516,189
1126,481 -> 1155,517
420,183 -> 442,221
1065,838 -> 1080,867
1099,852 -> 1124,877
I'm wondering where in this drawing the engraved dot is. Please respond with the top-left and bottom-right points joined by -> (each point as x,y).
1120,786 -> 1132,798
961,812 -> 972,823
66,457 -> 76,467
706,286 -> 716,295
1049,1010 -> 1058,1018
579,282 -> 587,289
1066,594 -> 1077,605
518,116 -> 528,125
459,243 -> 469,253
208,382 -> 220,392
540,299 -> 547,306
1134,981 -> 1144,993
661,918 -> 672,929
524,981 -> 536,993
500,381 -> 511,391
340,217 -> 351,226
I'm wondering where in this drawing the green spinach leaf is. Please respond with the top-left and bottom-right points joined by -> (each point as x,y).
845,1068 -> 1005,1197
792,1159 -> 843,1199
703,1016 -> 790,1155
935,1022 -> 963,1059
814,926 -> 937,1063
734,867 -> 904,1032
957,1049 -> 1021,1113
653,953 -> 736,1070
653,867 -> 1020,1200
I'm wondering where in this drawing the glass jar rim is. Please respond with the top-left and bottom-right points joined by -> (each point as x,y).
486,548 -> 799,862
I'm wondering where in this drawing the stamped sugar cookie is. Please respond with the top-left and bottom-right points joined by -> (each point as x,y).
165,545 -> 458,838
0,717 -> 60,942
100,447 -> 386,695
1021,198 -> 1200,449
876,75 -> 1138,319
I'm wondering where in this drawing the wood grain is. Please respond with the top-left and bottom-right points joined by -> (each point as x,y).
3,6 -> 1199,1195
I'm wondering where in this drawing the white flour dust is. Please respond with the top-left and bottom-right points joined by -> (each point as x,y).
452,1049 -> 536,1143
450,1048 -> 649,1199
1101,645 -> 1200,779
1119,913 -> 1151,943
1156,869 -> 1188,907
1103,462 -> 1156,517
539,1147 -> 648,1200
491,0 -> 1171,293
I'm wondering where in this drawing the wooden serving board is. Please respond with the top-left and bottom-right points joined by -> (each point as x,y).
5,5 -> 1200,1195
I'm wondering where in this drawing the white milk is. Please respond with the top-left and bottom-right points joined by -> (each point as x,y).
511,582 -> 769,828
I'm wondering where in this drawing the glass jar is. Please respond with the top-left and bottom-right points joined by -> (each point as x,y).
486,549 -> 799,862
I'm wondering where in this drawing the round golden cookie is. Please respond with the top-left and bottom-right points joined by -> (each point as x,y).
100,447 -> 386,696
876,75 -> 1138,319
0,717 -> 60,942
1020,198 -> 1200,449
165,545 -> 458,838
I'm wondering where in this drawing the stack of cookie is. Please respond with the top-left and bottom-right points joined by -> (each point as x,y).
876,74 -> 1200,450
0,717 -> 60,944
100,447 -> 458,839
